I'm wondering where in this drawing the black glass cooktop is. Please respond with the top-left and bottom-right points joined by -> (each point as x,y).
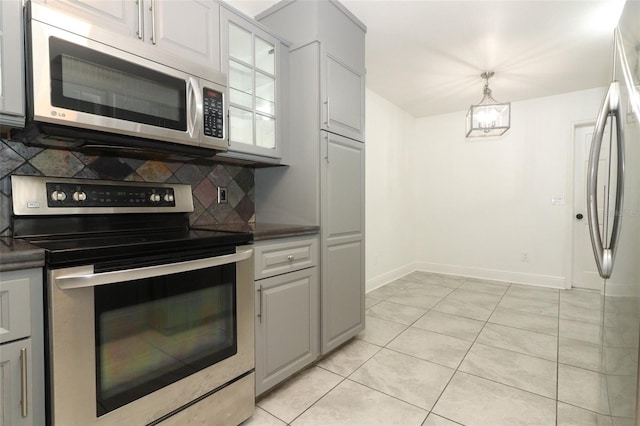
24,229 -> 252,268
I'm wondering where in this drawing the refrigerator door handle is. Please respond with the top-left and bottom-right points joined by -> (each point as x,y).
587,81 -> 625,279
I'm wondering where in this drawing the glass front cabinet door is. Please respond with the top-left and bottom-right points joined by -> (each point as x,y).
221,8 -> 287,161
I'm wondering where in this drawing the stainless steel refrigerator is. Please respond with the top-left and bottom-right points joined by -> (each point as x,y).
586,0 -> 640,422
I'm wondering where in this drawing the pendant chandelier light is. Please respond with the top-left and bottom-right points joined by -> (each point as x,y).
465,71 -> 511,137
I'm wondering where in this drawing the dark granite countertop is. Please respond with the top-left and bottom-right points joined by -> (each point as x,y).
0,237 -> 45,272
0,223 -> 319,271
193,222 -> 320,242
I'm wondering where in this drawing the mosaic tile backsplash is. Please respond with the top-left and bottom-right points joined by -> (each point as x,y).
0,139 -> 255,236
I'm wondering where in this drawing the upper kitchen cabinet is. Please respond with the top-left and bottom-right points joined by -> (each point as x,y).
322,55 -> 365,142
219,6 -> 289,163
35,0 -> 221,71
0,0 -> 25,127
257,0 -> 366,142
255,1 -> 366,355
34,0 -> 139,37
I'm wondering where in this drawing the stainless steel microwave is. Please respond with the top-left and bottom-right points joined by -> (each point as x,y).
20,3 -> 228,157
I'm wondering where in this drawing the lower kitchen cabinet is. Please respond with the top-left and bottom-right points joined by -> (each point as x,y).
254,236 -> 319,396
320,132 -> 365,354
0,268 -> 45,426
0,339 -> 33,426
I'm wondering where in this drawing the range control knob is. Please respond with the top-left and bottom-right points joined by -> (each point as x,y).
50,190 -> 66,201
150,193 -> 161,203
164,193 -> 175,203
72,191 -> 87,202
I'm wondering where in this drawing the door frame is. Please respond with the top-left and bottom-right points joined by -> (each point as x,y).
566,120 -> 596,291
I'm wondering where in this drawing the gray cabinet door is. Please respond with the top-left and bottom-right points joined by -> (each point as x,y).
0,338 -> 33,426
36,0 -> 220,71
255,267 -> 319,396
321,132 -> 365,354
0,0 -> 25,126
151,0 -> 220,71
0,269 -> 44,426
220,6 -> 287,162
36,0 -> 139,37
322,55 -> 365,142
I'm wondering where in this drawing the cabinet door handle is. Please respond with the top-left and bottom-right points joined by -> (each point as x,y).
20,347 -> 28,418
324,133 -> 329,163
149,0 -> 157,44
324,97 -> 330,128
257,284 -> 263,323
136,0 -> 144,39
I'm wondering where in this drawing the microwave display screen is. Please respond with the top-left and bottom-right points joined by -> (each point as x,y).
49,37 -> 187,131
203,88 -> 224,138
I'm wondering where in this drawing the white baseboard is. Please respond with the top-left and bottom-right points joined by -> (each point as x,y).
366,262 -> 417,293
412,262 -> 567,289
603,280 -> 637,297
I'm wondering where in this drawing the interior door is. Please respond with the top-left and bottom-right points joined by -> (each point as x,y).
572,123 -> 610,291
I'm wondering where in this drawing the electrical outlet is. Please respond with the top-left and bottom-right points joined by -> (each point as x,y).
217,187 -> 228,204
520,252 -> 530,262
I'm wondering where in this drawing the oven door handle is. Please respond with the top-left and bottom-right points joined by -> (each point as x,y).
54,248 -> 253,290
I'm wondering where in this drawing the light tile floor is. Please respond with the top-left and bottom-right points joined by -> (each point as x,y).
243,272 -> 638,426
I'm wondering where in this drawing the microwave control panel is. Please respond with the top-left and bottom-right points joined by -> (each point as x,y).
203,88 -> 224,139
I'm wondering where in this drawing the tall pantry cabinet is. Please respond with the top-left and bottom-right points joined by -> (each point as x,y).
255,0 -> 366,354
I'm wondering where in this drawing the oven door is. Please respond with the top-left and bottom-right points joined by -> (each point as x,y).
47,246 -> 254,425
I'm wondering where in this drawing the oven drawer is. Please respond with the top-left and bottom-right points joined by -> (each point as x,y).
254,236 -> 318,280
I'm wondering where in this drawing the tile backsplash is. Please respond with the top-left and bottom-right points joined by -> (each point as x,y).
0,139 -> 255,236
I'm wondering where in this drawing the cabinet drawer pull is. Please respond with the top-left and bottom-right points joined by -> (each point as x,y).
287,255 -> 295,261
136,0 -> 144,39
324,97 -> 330,128
257,284 -> 263,323
150,0 -> 157,44
20,347 -> 28,418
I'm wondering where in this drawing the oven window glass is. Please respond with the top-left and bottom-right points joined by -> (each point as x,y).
49,37 -> 187,131
94,264 -> 236,416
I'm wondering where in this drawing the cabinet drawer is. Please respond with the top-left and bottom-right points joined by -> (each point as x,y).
255,236 -> 318,279
0,276 -> 31,343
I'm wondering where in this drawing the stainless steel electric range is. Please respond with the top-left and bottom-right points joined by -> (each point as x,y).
11,175 -> 255,426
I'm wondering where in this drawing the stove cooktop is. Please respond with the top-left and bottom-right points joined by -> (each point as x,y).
25,229 -> 253,267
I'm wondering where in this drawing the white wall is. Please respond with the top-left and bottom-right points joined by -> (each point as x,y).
410,88 -> 606,288
365,89 -> 417,290
363,87 -> 607,291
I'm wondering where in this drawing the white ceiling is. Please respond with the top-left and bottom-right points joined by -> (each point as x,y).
225,0 -> 626,117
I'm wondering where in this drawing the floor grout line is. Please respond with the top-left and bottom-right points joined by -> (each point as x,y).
423,281 -> 513,424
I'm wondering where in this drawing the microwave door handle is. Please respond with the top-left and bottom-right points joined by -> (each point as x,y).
187,78 -> 202,140
54,248 -> 253,290
587,81 -> 624,279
